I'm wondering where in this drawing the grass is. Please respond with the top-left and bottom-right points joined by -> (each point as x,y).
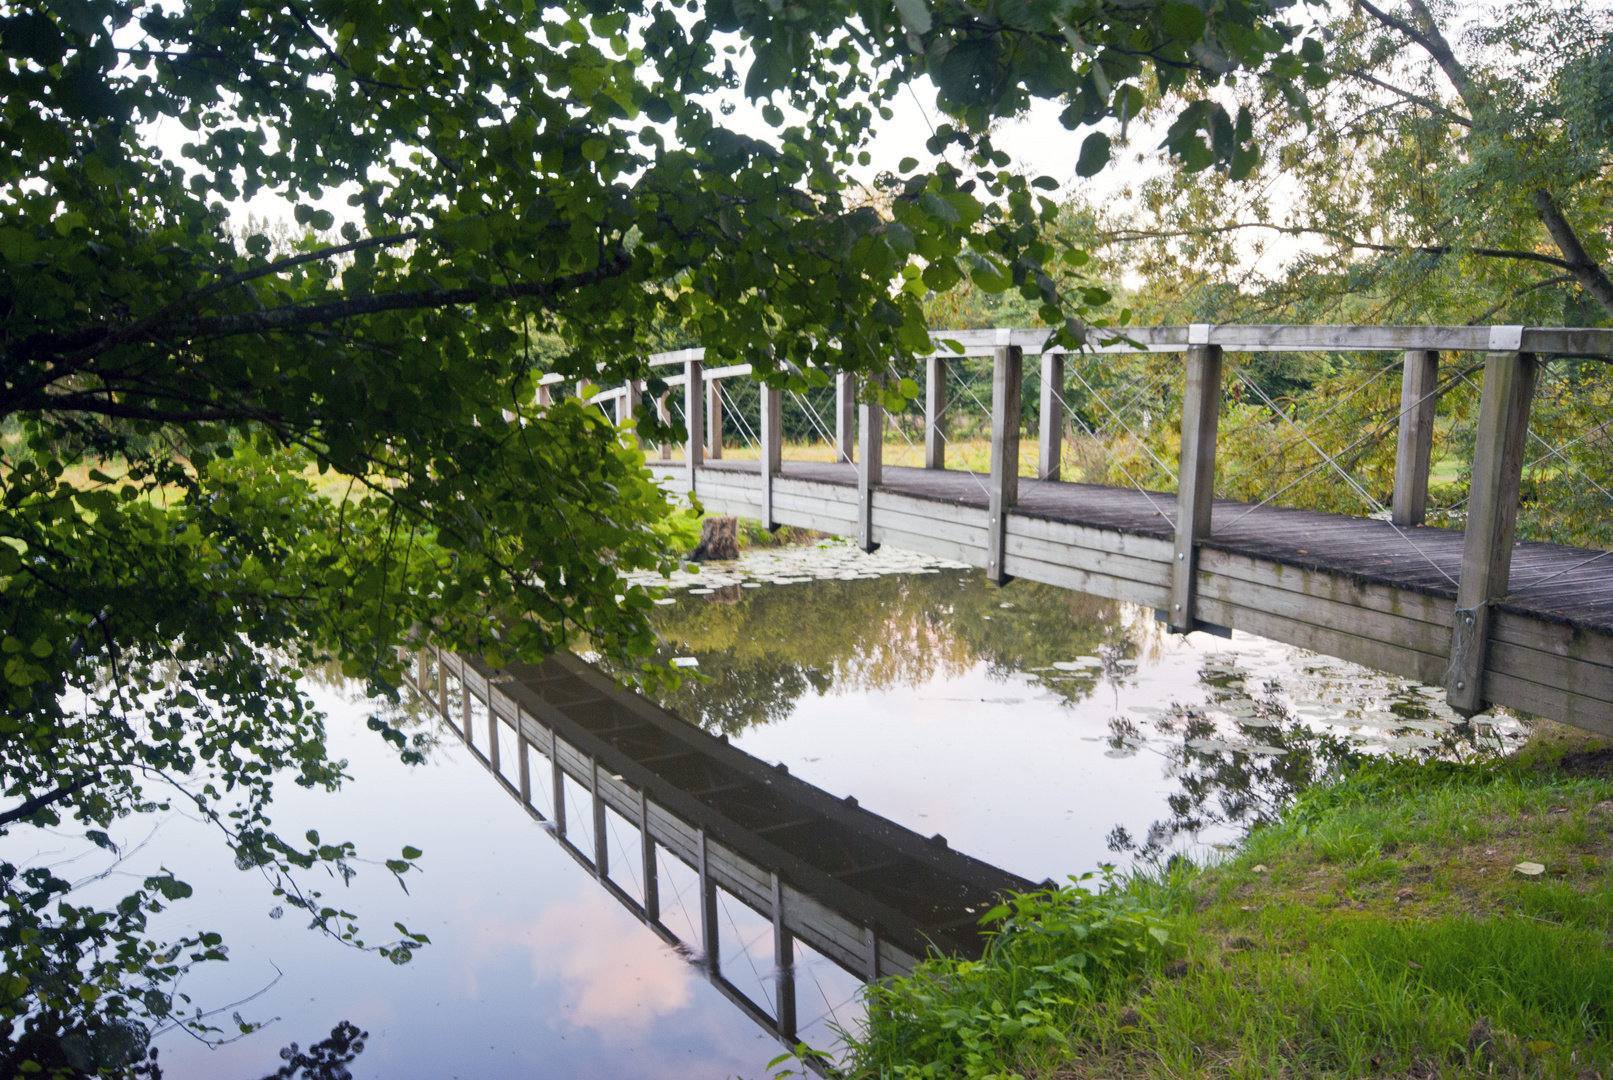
829,723 -> 1613,1079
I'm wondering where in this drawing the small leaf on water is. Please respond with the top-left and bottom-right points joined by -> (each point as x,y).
1250,864 -> 1268,873
1514,861 -> 1546,876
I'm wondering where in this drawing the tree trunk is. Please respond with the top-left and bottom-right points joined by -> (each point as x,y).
1534,190 -> 1613,319
689,516 -> 740,561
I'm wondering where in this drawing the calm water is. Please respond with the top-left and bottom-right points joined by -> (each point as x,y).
14,542 -> 1524,1078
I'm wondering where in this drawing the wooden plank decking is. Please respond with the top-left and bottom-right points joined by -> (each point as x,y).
651,458 -> 1613,733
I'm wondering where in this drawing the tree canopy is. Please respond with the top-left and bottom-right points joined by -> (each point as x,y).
0,0 -> 1329,1069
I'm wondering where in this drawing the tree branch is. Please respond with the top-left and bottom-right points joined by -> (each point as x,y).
1356,0 -> 1474,105
0,773 -> 99,828
1533,190 -> 1613,317
1103,220 -> 1577,269
1336,67 -> 1471,127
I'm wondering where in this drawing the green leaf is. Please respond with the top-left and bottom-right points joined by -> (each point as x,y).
1076,132 -> 1111,177
401,845 -> 423,859
1160,2 -> 1206,41
893,0 -> 931,35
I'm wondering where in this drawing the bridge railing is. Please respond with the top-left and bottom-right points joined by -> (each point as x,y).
623,323 -> 1613,718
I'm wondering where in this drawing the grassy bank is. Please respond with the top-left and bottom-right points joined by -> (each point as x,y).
838,725 -> 1613,1079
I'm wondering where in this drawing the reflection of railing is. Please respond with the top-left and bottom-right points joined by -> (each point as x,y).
400,645 -> 1032,1062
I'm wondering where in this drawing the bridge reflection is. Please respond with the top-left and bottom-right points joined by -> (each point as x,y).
402,646 -> 1033,1063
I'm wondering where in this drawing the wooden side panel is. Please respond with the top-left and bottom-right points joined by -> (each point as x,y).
1002,550 -> 1171,609
1194,594 -> 1449,685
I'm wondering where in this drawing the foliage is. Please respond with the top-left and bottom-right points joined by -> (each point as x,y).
1,0 -> 1330,1065
844,872 -> 1172,1080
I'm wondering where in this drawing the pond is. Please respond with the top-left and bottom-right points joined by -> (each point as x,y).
16,542 -> 1526,1078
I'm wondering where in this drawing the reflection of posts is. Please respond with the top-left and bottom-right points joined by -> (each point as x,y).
408,646 -> 1032,1065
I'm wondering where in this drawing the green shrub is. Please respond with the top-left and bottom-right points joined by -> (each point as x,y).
846,872 -> 1172,1080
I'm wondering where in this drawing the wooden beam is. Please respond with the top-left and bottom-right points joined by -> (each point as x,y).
699,829 -> 720,975
836,371 -> 856,463
707,379 -> 723,459
517,731 -> 531,807
1447,350 -> 1537,713
656,392 -> 672,461
772,871 -> 796,1039
1169,341 -> 1224,631
552,726 -> 567,840
641,789 -> 659,923
486,699 -> 500,772
760,383 -> 783,530
1038,351 -> 1064,480
925,354 -> 947,469
858,376 -> 884,552
1391,351 -> 1439,526
685,358 -> 704,492
986,345 -> 1024,585
592,759 -> 609,878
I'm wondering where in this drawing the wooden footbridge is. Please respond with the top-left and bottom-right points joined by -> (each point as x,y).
401,645 -> 1033,1060
594,324 -> 1613,732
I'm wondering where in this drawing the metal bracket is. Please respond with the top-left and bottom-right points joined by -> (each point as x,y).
1488,325 -> 1524,351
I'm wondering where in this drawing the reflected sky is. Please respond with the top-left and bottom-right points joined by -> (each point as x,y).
5,542 -> 1528,1078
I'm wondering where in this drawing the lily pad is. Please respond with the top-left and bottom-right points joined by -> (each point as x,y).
1514,861 -> 1546,876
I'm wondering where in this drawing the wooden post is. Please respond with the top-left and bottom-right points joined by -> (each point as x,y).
640,789 -> 659,922
621,379 -> 642,446
1391,350 -> 1439,526
416,648 -> 427,692
835,371 -> 856,463
1038,351 -> 1065,480
436,656 -> 447,717
486,700 -> 499,772
551,728 -> 566,840
986,345 -> 1024,585
685,358 -> 704,492
1446,348 -> 1537,713
698,829 -> 719,975
771,872 -> 796,1039
707,380 -> 723,459
591,760 -> 608,877
537,382 -> 553,409
857,376 -> 884,552
517,729 -> 531,807
462,678 -> 474,748
1169,341 -> 1224,632
924,354 -> 947,469
657,392 -> 672,461
760,383 -> 783,530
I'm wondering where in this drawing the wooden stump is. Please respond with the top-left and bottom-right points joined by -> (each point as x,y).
690,515 -> 740,561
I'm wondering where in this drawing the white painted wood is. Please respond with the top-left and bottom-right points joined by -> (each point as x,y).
1038,352 -> 1064,480
761,384 -> 782,530
707,380 -> 723,459
1169,344 -> 1221,630
986,346 -> 1023,585
836,371 -> 856,463
858,376 -> 884,552
684,358 -> 704,493
925,355 -> 947,469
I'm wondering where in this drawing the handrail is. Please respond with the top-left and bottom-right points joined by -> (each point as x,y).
644,325 -> 1613,366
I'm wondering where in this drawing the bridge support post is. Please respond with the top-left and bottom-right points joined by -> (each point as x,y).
1038,351 -> 1064,480
1447,347 -> 1537,714
760,383 -> 782,530
656,393 -> 672,460
1169,340 -> 1224,632
698,829 -> 720,975
486,702 -> 499,773
517,731 -> 531,807
462,677 -> 474,748
707,380 -> 723,459
640,789 -> 659,923
1392,350 -> 1439,526
621,379 -> 642,446
685,358 -> 704,494
836,371 -> 856,463
771,872 -> 796,1039
551,727 -> 566,841
857,376 -> 884,552
591,760 -> 608,878
436,655 -> 447,717
986,345 -> 1024,585
925,354 -> 947,469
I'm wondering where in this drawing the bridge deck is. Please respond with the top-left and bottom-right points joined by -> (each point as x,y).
651,459 -> 1613,731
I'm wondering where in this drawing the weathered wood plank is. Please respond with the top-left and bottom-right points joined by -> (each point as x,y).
1002,551 -> 1172,610
869,524 -> 986,568
1488,639 -> 1613,709
1197,546 -> 1455,629
986,345 -> 1022,585
1170,342 -> 1220,630
1194,594 -> 1450,685
1004,531 -> 1172,589
1195,570 -> 1451,659
1391,351 -> 1439,527
1483,672 -> 1613,736
1005,513 -> 1176,563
